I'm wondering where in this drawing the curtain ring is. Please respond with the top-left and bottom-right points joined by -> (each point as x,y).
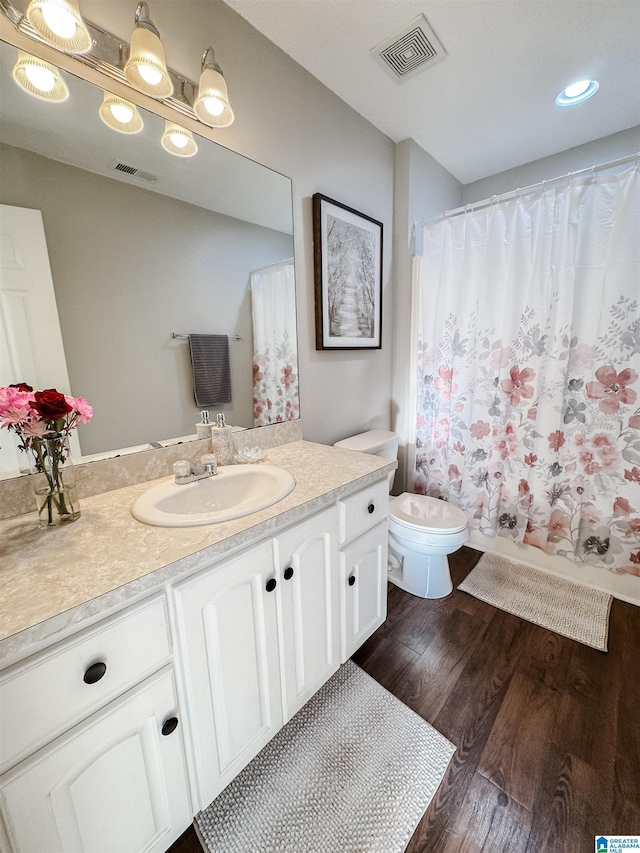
491,194 -> 498,207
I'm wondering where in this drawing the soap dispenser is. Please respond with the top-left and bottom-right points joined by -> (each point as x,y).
211,412 -> 234,465
196,410 -> 212,440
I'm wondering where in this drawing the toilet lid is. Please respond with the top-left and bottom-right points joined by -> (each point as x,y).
390,493 -> 468,533
334,430 -> 398,454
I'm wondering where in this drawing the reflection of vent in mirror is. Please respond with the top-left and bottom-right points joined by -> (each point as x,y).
372,14 -> 446,81
108,160 -> 159,183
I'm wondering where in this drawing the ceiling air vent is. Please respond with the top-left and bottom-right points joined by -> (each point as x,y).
108,160 -> 159,184
371,14 -> 446,81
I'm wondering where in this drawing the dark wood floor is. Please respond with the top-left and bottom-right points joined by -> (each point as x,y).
169,546 -> 640,852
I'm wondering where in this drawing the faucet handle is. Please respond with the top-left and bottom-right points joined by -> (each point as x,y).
201,453 -> 218,475
173,460 -> 192,484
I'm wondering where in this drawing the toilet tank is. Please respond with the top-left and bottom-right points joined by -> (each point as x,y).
334,429 -> 399,459
334,430 -> 399,490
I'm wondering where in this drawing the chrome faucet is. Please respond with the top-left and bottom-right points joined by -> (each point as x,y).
174,455 -> 218,484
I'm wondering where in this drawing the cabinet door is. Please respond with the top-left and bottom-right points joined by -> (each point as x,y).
173,540 -> 282,808
0,669 -> 190,853
340,521 -> 388,662
276,507 -> 340,720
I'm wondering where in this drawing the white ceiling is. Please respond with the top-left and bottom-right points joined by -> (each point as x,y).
222,0 -> 640,184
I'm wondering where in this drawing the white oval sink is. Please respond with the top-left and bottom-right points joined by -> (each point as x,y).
131,464 -> 296,527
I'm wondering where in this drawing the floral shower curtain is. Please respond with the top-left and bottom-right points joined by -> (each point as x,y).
251,259 -> 299,426
412,165 -> 640,576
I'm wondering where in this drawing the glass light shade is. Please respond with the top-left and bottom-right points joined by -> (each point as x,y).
194,66 -> 234,127
161,121 -> 198,157
26,0 -> 92,53
12,51 -> 69,102
99,92 -> 144,134
124,25 -> 173,98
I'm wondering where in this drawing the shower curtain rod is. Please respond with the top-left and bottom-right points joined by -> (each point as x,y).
416,151 -> 640,228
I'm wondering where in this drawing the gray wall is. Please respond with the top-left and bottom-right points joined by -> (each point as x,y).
463,125 -> 640,203
80,0 -> 397,448
0,143 -> 292,453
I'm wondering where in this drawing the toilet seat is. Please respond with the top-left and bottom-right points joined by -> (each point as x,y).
389,493 -> 467,534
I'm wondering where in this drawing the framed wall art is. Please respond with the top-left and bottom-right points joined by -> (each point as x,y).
312,193 -> 383,350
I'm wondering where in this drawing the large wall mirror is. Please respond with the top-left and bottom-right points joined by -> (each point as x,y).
0,38 -> 299,476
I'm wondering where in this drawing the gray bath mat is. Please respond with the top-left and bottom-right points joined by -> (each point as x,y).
459,552 -> 613,651
196,660 -> 455,853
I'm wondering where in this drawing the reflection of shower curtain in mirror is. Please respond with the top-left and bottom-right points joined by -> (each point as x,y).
251,260 -> 299,426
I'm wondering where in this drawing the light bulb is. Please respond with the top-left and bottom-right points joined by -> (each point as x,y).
25,63 -> 56,92
564,80 -> 590,99
137,64 -> 163,86
203,96 -> 225,117
99,92 -> 143,134
110,103 -> 134,124
41,3 -> 77,39
170,132 -> 188,148
161,121 -> 197,156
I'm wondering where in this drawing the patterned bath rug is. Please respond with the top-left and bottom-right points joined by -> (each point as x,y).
459,552 -> 613,651
196,659 -> 455,853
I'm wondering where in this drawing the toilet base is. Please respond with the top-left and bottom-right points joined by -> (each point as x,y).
387,543 -> 453,599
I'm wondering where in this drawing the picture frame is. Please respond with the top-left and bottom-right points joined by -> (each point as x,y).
312,193 -> 383,350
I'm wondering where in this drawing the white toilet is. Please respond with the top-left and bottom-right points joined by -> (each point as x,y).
334,430 -> 468,599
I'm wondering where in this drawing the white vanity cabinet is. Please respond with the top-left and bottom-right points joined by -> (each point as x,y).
174,505 -> 340,808
0,469 -> 391,849
0,601 -> 191,853
338,479 -> 389,661
173,539 -> 283,808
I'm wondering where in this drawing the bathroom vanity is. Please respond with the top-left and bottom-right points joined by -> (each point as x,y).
0,441 -> 394,853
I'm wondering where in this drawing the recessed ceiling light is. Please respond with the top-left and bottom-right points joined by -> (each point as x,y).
556,80 -> 599,107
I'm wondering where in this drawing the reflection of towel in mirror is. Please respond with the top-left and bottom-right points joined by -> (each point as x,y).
188,334 -> 232,406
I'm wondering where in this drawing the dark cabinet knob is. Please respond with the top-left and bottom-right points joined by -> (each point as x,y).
348,575 -> 356,586
161,716 -> 179,736
284,567 -> 294,581
368,503 -> 375,514
83,661 -> 107,684
265,577 -> 277,592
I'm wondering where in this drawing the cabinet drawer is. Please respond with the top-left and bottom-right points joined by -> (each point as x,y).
338,478 -> 389,545
0,595 -> 171,772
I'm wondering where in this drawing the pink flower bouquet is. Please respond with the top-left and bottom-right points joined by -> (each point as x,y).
0,383 -> 93,526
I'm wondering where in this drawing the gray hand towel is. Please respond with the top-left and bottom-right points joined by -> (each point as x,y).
188,334 -> 232,407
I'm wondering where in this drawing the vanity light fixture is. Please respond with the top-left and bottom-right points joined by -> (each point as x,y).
25,0 -> 92,54
193,47 -> 234,128
556,79 -> 599,106
161,121 -> 198,157
124,2 -> 173,99
12,50 -> 69,101
99,91 -> 144,134
2,0 -> 237,126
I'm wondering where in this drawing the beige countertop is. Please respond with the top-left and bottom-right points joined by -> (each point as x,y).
0,441 -> 394,665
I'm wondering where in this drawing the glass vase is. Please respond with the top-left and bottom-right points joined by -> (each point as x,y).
30,435 -> 81,527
